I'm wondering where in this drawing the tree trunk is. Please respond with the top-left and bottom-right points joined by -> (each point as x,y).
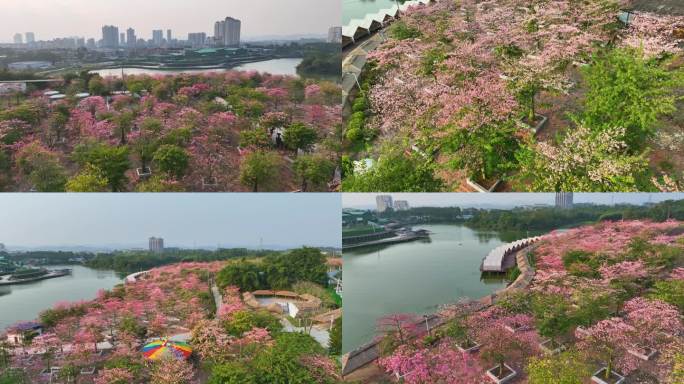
253,181 -> 258,192
301,178 -> 308,192
529,94 -> 536,123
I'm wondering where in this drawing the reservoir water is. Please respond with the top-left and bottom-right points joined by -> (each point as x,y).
0,265 -> 122,330
343,0 -> 401,26
91,58 -> 304,78
342,224 -> 527,353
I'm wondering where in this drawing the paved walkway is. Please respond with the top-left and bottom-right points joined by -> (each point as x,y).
210,280 -> 223,313
280,318 -> 330,348
342,33 -> 385,104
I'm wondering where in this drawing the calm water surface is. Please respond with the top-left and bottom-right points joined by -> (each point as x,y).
343,0 -> 401,25
342,224 -> 527,353
0,265 -> 122,330
91,58 -> 303,78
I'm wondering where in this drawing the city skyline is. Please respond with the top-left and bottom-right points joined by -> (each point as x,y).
343,193 -> 684,210
0,194 -> 341,248
0,0 -> 341,43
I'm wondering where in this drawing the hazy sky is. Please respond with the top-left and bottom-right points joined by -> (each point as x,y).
0,0 -> 341,42
343,193 -> 684,209
0,194 -> 341,248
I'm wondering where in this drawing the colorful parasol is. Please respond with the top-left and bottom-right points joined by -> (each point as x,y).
141,338 -> 192,360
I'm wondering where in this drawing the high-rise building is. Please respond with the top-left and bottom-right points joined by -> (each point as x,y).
101,25 -> 119,48
149,237 -> 164,253
152,29 -> 164,46
86,38 -> 96,49
376,195 -> 393,213
120,33 -> 126,46
555,192 -> 574,209
214,21 -> 225,41
224,17 -> 241,47
188,32 -> 207,48
25,32 -> 35,44
167,29 -> 172,43
0,243 -> 5,252
394,200 -> 410,211
126,28 -> 136,47
327,27 -> 342,43
13,33 -> 23,44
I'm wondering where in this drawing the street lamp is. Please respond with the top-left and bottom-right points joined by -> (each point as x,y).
345,71 -> 361,91
423,314 -> 431,336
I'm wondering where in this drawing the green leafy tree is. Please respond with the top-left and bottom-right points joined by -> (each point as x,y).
527,350 -> 592,384
153,145 -> 189,179
283,123 -> 317,155
581,47 -> 683,149
239,151 -> 281,192
208,361 -> 257,384
342,142 -> 443,192
649,280 -> 684,311
223,310 -> 282,337
293,154 -> 334,192
88,76 -> 107,96
216,261 -> 265,292
516,124 -> 649,192
66,165 -> 109,192
135,176 -> 185,192
15,142 -> 67,192
250,333 -> 328,384
73,141 -> 130,191
328,317 -> 342,356
263,247 -> 328,289
113,111 -> 135,144
239,128 -> 271,149
531,293 -> 574,343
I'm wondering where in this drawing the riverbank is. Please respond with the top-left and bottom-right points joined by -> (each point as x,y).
0,265 -> 122,330
341,242 -> 539,380
0,269 -> 71,286
342,225 -> 517,353
342,229 -> 429,250
90,57 -> 305,78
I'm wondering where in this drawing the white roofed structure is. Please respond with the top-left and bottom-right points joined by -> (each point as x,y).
481,236 -> 543,272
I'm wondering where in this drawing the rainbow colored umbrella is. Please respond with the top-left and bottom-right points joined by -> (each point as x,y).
142,339 -> 192,360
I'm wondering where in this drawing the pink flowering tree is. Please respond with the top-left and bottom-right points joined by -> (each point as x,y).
477,320 -> 536,377
576,318 -> 638,379
377,313 -> 422,355
623,297 -> 683,346
32,332 -> 60,371
190,319 -> 233,363
150,356 -> 195,384
94,367 -> 134,384
378,340 -> 482,383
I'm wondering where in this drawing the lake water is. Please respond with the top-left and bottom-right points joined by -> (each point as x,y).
342,224 -> 527,353
343,0 -> 403,25
91,58 -> 304,78
0,265 -> 122,330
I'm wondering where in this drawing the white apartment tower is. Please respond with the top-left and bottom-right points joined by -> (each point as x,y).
25,32 -> 35,44
101,25 -> 119,48
555,192 -> 574,209
152,29 -> 164,46
376,195 -> 393,213
224,17 -> 241,47
126,28 -> 136,47
149,237 -> 164,253
327,27 -> 342,43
